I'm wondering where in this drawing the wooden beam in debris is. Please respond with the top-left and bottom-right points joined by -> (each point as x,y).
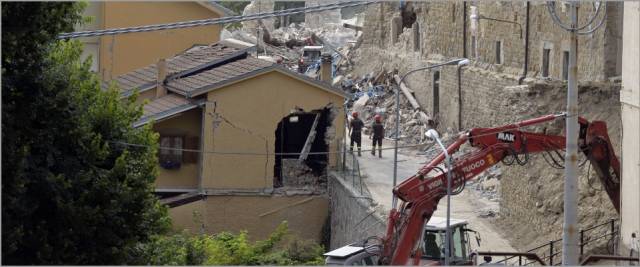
393,74 -> 421,110
393,74 -> 434,126
299,113 -> 321,162
343,23 -> 363,31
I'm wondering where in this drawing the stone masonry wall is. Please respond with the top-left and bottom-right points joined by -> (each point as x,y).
352,1 -> 623,252
360,2 -> 623,82
328,172 -> 386,250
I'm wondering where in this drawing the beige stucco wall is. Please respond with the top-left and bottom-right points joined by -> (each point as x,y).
153,108 -> 202,189
620,1 -> 640,254
201,70 -> 345,189
99,2 -> 222,79
169,195 -> 329,242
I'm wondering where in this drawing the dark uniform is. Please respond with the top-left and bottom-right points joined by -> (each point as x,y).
349,117 -> 364,156
371,121 -> 384,157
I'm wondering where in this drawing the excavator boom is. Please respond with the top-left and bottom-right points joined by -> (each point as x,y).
381,113 -> 621,265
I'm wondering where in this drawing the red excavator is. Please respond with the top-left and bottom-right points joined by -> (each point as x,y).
325,113 -> 621,265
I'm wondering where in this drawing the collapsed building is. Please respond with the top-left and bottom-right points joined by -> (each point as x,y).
339,1 -> 625,257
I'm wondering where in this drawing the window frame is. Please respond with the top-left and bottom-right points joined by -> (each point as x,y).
158,135 -> 184,169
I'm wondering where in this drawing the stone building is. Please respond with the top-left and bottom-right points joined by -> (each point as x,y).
358,1 -> 622,131
351,1 -> 624,252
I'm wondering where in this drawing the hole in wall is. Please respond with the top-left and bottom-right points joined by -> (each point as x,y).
273,107 -> 331,188
401,2 -> 417,29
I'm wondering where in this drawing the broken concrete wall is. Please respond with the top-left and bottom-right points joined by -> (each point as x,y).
328,172 -> 386,249
282,159 -> 326,188
305,0 -> 342,29
200,71 -> 345,190
242,0 -> 275,33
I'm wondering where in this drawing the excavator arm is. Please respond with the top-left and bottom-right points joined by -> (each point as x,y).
380,113 -> 620,265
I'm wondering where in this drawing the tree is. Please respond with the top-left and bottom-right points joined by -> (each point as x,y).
2,2 -> 170,264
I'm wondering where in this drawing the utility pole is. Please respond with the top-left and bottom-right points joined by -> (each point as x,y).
563,2 -> 579,265
545,2 -> 607,265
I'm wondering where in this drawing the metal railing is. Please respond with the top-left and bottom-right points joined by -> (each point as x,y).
337,142 -> 366,196
489,219 -> 619,266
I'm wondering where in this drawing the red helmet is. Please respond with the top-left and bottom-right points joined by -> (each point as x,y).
375,114 -> 382,122
352,111 -> 358,118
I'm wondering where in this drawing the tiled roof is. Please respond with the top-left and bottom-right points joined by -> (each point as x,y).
108,43 -> 246,95
167,57 -> 275,97
134,94 -> 200,127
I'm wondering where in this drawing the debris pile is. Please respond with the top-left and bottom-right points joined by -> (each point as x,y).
468,165 -> 503,203
338,68 -> 434,146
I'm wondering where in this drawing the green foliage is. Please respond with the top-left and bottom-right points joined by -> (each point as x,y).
2,2 -> 170,264
137,221 -> 325,265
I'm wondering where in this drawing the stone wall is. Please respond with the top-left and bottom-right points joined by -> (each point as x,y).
360,2 -> 623,82
328,172 -> 386,249
351,0 -> 623,252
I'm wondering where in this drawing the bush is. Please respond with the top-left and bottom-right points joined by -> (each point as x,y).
136,221 -> 325,265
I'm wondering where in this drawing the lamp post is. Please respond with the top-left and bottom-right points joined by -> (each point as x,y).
426,128 -> 453,266
391,58 -> 469,209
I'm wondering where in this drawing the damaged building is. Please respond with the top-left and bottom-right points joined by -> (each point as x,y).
105,39 -> 347,242
345,1 -> 625,255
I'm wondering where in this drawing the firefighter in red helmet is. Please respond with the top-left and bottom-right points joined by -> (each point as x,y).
349,111 -> 364,156
370,114 -> 384,157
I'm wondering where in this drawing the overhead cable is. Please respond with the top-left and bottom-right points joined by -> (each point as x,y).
59,0 -> 380,39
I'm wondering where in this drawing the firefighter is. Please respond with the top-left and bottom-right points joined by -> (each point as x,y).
370,114 -> 384,157
349,111 -> 364,156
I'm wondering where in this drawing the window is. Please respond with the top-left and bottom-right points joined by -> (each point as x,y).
542,48 -> 551,78
159,136 -> 183,169
495,41 -> 503,64
562,50 -> 569,80
471,36 -> 477,59
423,231 -> 444,259
451,226 -> 466,260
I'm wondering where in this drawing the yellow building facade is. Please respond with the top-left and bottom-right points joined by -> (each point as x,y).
78,1 -> 227,79
108,41 -> 345,241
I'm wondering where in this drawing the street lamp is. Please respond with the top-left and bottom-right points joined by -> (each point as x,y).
425,129 -> 453,266
391,58 -> 469,209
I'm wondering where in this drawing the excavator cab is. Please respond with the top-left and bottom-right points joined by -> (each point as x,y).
324,217 -> 477,265
419,217 -> 475,265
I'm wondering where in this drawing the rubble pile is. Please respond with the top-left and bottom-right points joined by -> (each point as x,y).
338,69 -> 433,146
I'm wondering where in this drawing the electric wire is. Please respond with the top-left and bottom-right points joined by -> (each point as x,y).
109,139 -> 433,156
58,0 -> 380,39
545,1 -> 607,35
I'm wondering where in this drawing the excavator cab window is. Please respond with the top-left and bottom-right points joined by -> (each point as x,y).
421,226 -> 470,264
422,231 -> 444,260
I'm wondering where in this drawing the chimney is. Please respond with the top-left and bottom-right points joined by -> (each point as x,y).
156,58 -> 167,98
320,54 -> 332,83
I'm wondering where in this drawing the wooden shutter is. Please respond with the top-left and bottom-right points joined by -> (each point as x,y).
183,136 -> 200,164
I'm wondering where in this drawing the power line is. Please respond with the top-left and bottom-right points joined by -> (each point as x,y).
109,114 -> 568,156
59,0 -> 380,39
109,139 -> 435,156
